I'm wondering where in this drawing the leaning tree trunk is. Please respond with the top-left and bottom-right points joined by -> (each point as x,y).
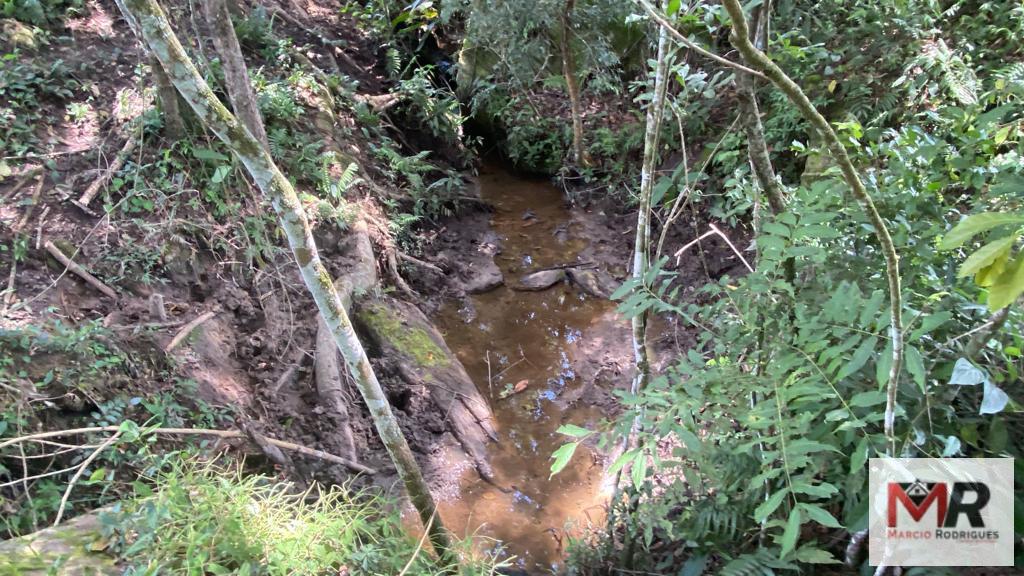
113,0 -> 453,557
560,0 -> 586,166
722,0 -> 904,454
201,0 -> 269,149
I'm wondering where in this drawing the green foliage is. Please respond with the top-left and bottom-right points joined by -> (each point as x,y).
0,54 -> 78,155
108,460 -> 500,575
397,65 -> 469,148
567,9 -> 1024,562
940,212 -> 1024,310
1,0 -> 83,26
0,321 -> 228,537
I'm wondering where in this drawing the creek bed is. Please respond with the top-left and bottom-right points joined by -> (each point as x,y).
434,163 -> 621,572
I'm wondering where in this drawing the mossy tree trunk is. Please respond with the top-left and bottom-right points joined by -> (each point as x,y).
201,0 -> 269,150
722,0 -> 904,453
736,4 -> 784,216
152,56 -> 187,139
112,0 -> 453,557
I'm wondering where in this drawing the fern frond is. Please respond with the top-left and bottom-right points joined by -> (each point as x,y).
336,162 -> 360,194
719,550 -> 777,576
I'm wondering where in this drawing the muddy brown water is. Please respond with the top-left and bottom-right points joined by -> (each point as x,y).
434,163 -> 619,573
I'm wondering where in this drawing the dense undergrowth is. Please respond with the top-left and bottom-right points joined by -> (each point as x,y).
107,459 -> 502,575
1,0 -> 1023,574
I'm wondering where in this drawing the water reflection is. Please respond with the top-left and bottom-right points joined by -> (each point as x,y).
434,163 -> 617,572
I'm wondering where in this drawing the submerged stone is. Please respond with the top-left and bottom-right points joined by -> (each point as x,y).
515,268 -> 566,291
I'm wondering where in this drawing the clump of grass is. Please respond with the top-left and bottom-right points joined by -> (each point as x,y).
107,460 -> 501,575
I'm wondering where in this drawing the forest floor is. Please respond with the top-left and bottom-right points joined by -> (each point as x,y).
0,0 -> 750,567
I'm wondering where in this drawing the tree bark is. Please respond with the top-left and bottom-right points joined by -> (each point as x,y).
722,0 -> 904,454
152,56 -> 186,139
113,0 -> 453,557
613,23 -> 671,568
630,23 -> 670,405
356,296 -> 498,482
560,0 -> 586,166
965,302 -> 1015,359
315,221 -> 376,465
201,0 -> 269,150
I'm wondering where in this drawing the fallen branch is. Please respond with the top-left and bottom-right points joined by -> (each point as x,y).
15,173 -> 45,231
0,425 -> 376,475
0,166 -> 42,203
398,252 -> 444,275
533,261 -> 595,272
43,240 -> 118,300
1,254 -> 16,311
163,310 -> 216,352
72,134 -> 138,213
674,223 -> 754,274
35,205 -> 50,250
52,431 -> 121,525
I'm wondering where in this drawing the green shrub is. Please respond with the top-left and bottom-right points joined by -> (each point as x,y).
108,461 -> 502,575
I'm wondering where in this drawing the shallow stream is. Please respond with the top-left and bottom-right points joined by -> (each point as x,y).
434,163 -> 619,572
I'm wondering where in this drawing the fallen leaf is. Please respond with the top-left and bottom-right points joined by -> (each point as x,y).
514,379 -> 529,393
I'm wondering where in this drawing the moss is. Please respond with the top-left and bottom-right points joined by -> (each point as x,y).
0,525 -> 116,575
358,305 -> 449,368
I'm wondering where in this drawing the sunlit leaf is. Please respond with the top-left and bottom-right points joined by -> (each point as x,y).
556,424 -> 591,438
798,503 -> 842,528
939,212 -> 1024,249
957,235 -> 1016,278
631,451 -> 648,487
836,337 -> 877,380
850,436 -> 870,474
549,442 -> 578,477
905,345 -> 926,392
987,252 -> 1024,310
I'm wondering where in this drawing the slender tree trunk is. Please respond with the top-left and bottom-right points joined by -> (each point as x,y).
201,0 -> 269,150
560,0 -> 587,166
722,0 -> 904,454
735,3 -> 794,285
618,20 -> 671,570
630,24 -> 670,405
151,56 -> 186,140
113,0 -> 453,557
737,103 -> 776,212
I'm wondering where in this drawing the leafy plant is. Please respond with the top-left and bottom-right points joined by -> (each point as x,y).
107,459 -> 504,575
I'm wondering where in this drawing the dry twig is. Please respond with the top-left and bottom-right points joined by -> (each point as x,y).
72,134 -> 138,213
52,431 -> 121,525
0,425 -> 376,474
164,310 -> 216,352
42,240 -> 118,300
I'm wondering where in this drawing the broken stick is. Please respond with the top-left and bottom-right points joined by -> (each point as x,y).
164,310 -> 216,352
0,425 -> 377,475
73,134 -> 138,213
43,240 -> 118,300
